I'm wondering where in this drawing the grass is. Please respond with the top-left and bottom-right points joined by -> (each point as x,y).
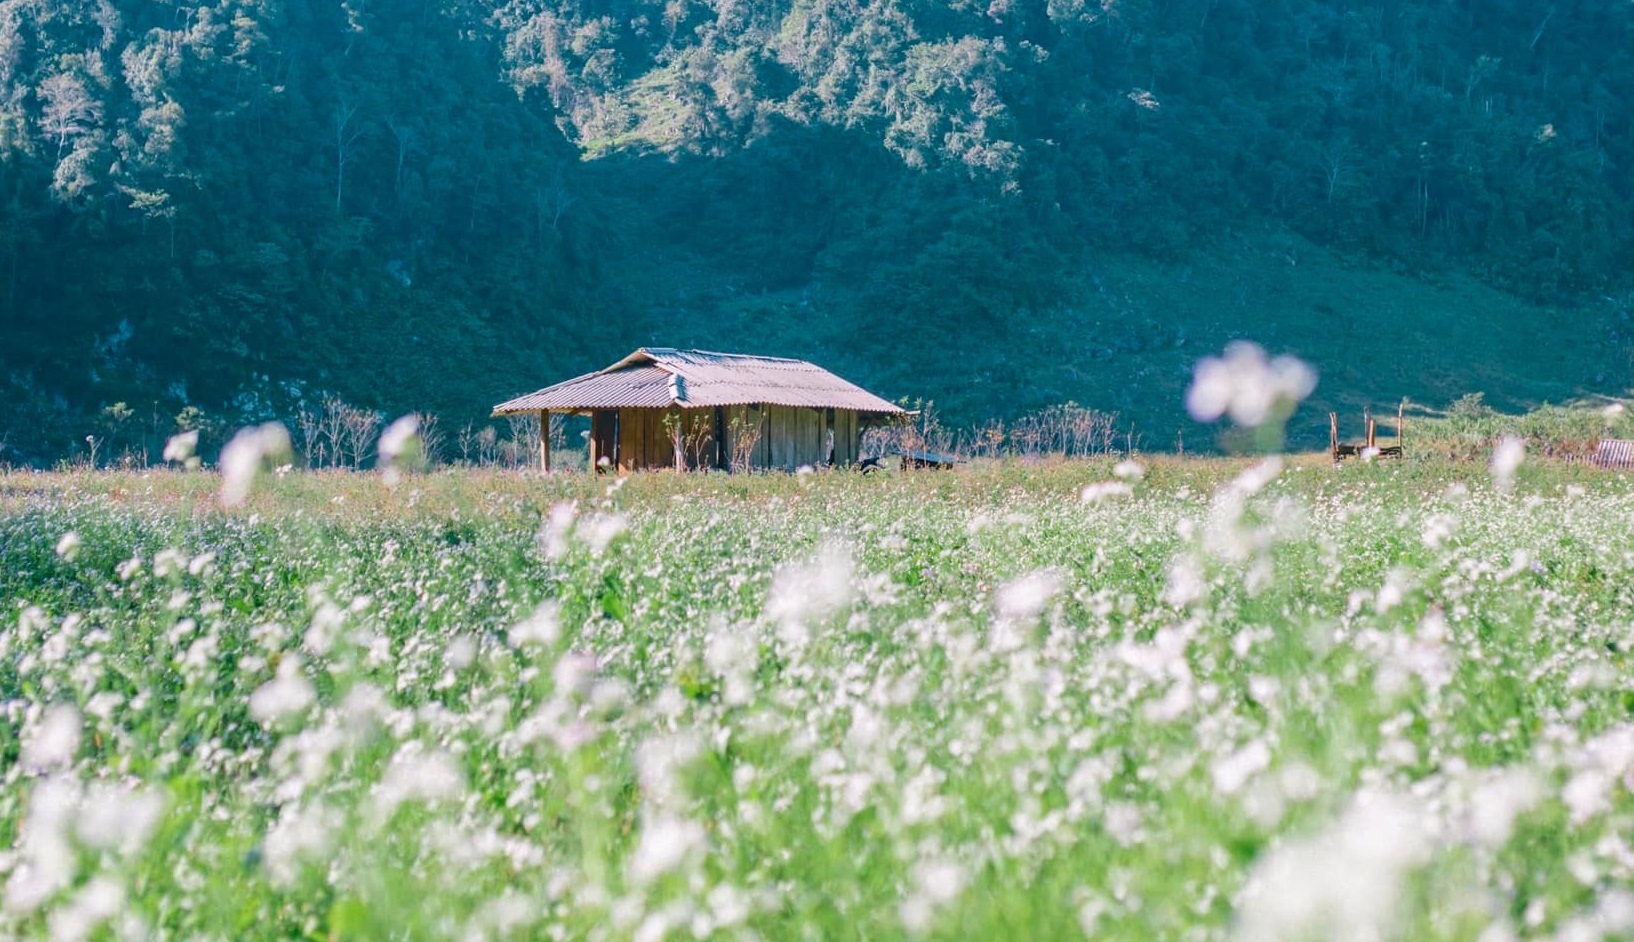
650,227 -> 1631,452
3,458 -> 1634,941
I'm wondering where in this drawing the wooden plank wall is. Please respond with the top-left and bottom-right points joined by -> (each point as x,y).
613,405 -> 865,471
764,406 -> 828,470
834,409 -> 858,467
625,407 -> 728,471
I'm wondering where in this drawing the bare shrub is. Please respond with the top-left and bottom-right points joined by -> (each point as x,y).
417,412 -> 447,468
729,411 -> 764,473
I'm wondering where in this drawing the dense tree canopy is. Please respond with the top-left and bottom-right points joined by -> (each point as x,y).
1,0 -> 1631,462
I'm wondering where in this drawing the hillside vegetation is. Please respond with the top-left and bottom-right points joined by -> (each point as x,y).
1,0 -> 1632,462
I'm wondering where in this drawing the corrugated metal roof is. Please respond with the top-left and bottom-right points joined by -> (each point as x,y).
493,348 -> 906,415
1595,439 -> 1634,469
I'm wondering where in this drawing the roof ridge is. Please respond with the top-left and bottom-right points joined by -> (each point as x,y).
644,347 -> 811,365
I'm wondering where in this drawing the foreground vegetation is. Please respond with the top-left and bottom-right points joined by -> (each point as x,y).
4,459 -> 1634,941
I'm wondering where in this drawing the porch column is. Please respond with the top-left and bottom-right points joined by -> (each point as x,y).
539,410 -> 551,473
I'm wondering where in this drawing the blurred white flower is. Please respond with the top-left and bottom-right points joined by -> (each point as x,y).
262,802 -> 341,886
54,531 -> 81,561
1467,768 -> 1542,846
378,414 -> 421,485
446,635 -> 477,670
249,656 -> 315,725
1212,740 -> 1272,796
1163,555 -> 1207,608
581,513 -> 628,556
219,422 -> 292,509
901,858 -> 968,934
77,782 -> 164,855
508,601 -> 561,648
46,876 -> 124,942
373,745 -> 466,823
3,778 -> 78,913
1186,342 -> 1316,427
765,544 -> 854,647
1233,790 -> 1431,942
1081,481 -> 1134,503
163,430 -> 199,465
1491,437 -> 1524,494
21,704 -> 82,772
1113,459 -> 1145,480
626,814 -> 705,885
994,569 -> 1063,622
378,414 -> 420,464
539,502 -> 578,560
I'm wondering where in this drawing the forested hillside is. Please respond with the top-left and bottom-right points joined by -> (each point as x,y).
2,0 -> 1632,463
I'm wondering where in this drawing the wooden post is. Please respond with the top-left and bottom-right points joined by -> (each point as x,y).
1397,399 -> 1406,450
1329,411 -> 1339,460
1367,417 -> 1377,449
539,410 -> 550,473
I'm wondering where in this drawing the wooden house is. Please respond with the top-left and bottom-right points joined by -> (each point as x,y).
492,348 -> 906,472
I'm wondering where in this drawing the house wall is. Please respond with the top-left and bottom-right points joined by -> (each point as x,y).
612,407 -> 725,472
608,405 -> 865,472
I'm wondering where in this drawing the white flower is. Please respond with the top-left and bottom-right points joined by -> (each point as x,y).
508,601 -> 561,648
249,656 -> 315,725
1467,768 -> 1542,846
1081,481 -> 1134,503
1163,555 -> 1207,608
54,532 -> 81,561
77,783 -> 164,855
262,802 -> 341,886
378,414 -> 421,485
901,858 -> 968,933
21,704 -> 81,772
163,430 -> 198,464
1212,740 -> 1272,796
1113,459 -> 1146,480
46,876 -> 124,942
1491,437 -> 1524,493
765,544 -> 854,646
581,513 -> 628,556
372,746 -> 466,823
1233,791 -> 1430,942
378,414 -> 420,465
219,422 -> 292,509
1186,342 -> 1317,427
626,814 -> 705,885
3,778 -> 78,913
994,570 -> 1063,622
539,502 -> 578,560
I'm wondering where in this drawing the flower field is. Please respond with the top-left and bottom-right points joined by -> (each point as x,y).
3,459 -> 1634,942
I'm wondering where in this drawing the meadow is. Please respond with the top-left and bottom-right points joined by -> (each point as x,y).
3,457 -> 1634,942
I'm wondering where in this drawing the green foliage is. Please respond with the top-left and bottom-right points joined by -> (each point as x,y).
1407,400 -> 1633,460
